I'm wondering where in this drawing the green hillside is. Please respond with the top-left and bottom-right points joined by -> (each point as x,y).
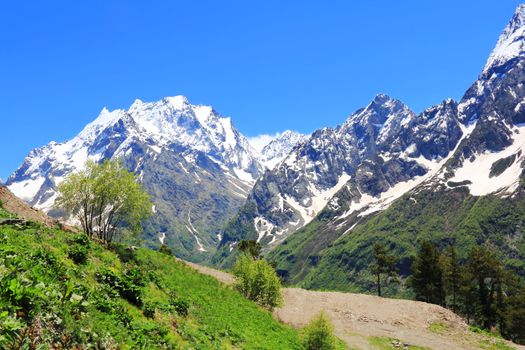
269,185 -> 525,293
0,205 -> 303,349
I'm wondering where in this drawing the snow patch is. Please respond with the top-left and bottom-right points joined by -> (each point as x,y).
449,124 -> 525,195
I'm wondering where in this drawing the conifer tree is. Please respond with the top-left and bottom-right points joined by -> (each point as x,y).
410,241 -> 445,305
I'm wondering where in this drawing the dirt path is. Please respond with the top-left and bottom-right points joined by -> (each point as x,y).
185,260 -> 525,350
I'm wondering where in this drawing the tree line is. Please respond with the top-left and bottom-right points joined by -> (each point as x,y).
372,241 -> 525,344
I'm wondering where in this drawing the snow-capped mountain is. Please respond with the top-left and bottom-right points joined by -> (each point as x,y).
214,4 -> 525,266
215,94 -> 464,253
269,4 -> 525,287
6,96 -> 269,259
9,96 -> 261,204
258,130 -> 309,169
483,4 -> 525,74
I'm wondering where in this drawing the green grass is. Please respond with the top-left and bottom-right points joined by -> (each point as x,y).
0,201 -> 15,219
478,339 -> 516,350
428,322 -> 449,334
470,326 -> 503,338
0,221 -> 304,349
469,325 -> 517,349
367,336 -> 431,349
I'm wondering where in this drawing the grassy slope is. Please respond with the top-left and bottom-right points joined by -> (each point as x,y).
0,207 -> 303,349
269,186 -> 525,294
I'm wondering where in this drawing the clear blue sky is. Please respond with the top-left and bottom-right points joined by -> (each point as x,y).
1,1 -> 523,179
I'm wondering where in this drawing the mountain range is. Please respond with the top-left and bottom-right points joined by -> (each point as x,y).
6,4 -> 525,290
5,96 -> 305,261
212,4 -> 525,279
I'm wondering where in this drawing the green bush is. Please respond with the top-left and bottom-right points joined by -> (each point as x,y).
159,244 -> 173,256
143,302 -> 157,318
170,297 -> 190,317
95,267 -> 144,306
302,312 -> 337,350
70,233 -> 90,246
68,244 -> 88,265
112,243 -> 137,263
232,254 -> 282,310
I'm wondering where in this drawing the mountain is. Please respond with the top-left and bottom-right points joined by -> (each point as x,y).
266,4 -> 525,290
215,4 -> 525,281
257,130 -> 309,169
6,96 -> 269,260
6,96 -> 308,261
213,93 -> 463,263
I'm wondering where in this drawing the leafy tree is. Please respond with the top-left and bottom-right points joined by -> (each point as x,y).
237,240 -> 262,260
232,254 -> 282,310
56,159 -> 152,243
370,243 -> 398,297
410,241 -> 445,305
302,312 -> 336,350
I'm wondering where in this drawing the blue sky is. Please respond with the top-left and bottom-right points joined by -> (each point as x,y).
0,1 -> 523,179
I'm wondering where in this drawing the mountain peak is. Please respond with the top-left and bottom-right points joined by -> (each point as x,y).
164,95 -> 190,109
372,93 -> 393,104
343,94 -> 412,130
483,4 -> 525,73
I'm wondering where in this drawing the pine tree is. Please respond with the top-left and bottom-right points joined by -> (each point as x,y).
467,246 -> 503,329
442,245 -> 461,312
410,241 -> 445,305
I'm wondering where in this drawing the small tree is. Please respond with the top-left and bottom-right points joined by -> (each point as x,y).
56,159 -> 152,243
302,312 -> 337,350
237,239 -> 262,260
370,243 -> 398,297
232,254 -> 282,310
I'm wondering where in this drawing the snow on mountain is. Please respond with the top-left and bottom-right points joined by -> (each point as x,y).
217,94 -> 447,250
7,96 -> 262,208
448,123 -> 525,196
248,130 -> 308,170
484,4 -> 525,73
258,130 -> 309,169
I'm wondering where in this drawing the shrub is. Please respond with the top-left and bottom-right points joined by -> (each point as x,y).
170,298 -> 190,317
112,244 -> 137,263
70,233 -> 90,247
143,302 -> 157,318
232,254 -> 282,310
302,312 -> 336,350
68,244 -> 88,265
159,244 -> 173,256
95,267 -> 145,306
